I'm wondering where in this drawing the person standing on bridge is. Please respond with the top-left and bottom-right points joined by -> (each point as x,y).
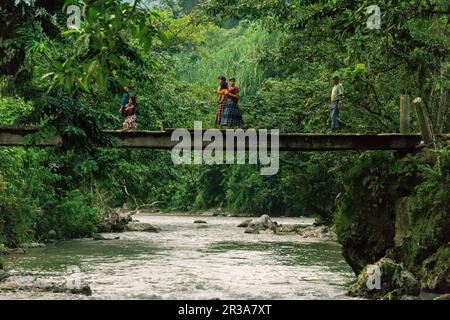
123,96 -> 137,131
330,76 -> 348,132
215,76 -> 229,128
119,85 -> 134,119
221,78 -> 244,128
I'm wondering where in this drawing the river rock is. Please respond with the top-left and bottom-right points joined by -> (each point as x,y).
349,258 -> 420,299
125,222 -> 161,233
71,283 -> 92,296
296,225 -> 337,241
237,219 -> 252,228
274,224 -> 306,235
194,220 -> 207,224
93,234 -> 106,241
245,215 -> 277,234
0,275 -> 92,296
62,281 -> 92,296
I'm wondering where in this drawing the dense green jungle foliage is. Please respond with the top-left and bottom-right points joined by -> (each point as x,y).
0,0 -> 448,248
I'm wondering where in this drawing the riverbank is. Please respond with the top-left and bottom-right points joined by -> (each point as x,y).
334,150 -> 450,300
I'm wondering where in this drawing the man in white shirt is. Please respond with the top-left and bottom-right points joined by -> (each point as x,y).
330,76 -> 347,132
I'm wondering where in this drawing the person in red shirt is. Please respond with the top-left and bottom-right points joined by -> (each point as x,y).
221,78 -> 244,128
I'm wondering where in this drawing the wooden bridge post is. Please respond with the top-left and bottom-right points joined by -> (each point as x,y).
400,94 -> 411,134
412,97 -> 435,146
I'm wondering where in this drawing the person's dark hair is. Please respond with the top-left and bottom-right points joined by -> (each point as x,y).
229,78 -> 236,82
332,76 -> 340,82
129,96 -> 137,105
218,76 -> 226,81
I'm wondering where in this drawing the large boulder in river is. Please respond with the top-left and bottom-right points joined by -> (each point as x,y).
125,222 -> 161,233
349,258 -> 420,299
245,215 -> 277,234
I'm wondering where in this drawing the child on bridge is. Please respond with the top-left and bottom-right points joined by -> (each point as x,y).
123,96 -> 137,131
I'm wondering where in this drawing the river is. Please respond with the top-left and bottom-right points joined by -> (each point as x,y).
0,215 -> 356,300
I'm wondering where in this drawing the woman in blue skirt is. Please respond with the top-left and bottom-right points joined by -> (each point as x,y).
221,78 -> 244,128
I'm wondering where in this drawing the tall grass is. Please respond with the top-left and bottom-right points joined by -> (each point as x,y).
174,21 -> 278,96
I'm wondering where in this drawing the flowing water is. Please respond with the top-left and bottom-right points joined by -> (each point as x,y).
0,215 -> 356,300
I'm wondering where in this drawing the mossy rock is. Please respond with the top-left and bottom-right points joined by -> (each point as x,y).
392,201 -> 450,276
381,289 -> 422,300
419,245 -> 450,293
333,153 -> 409,275
349,258 -> 420,299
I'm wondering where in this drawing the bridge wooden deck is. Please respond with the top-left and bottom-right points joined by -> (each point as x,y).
0,126 -> 447,152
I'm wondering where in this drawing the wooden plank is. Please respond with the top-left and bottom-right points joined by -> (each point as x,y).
400,94 -> 411,134
412,97 -> 435,145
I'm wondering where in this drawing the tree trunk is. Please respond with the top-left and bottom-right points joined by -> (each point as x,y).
435,63 -> 449,135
